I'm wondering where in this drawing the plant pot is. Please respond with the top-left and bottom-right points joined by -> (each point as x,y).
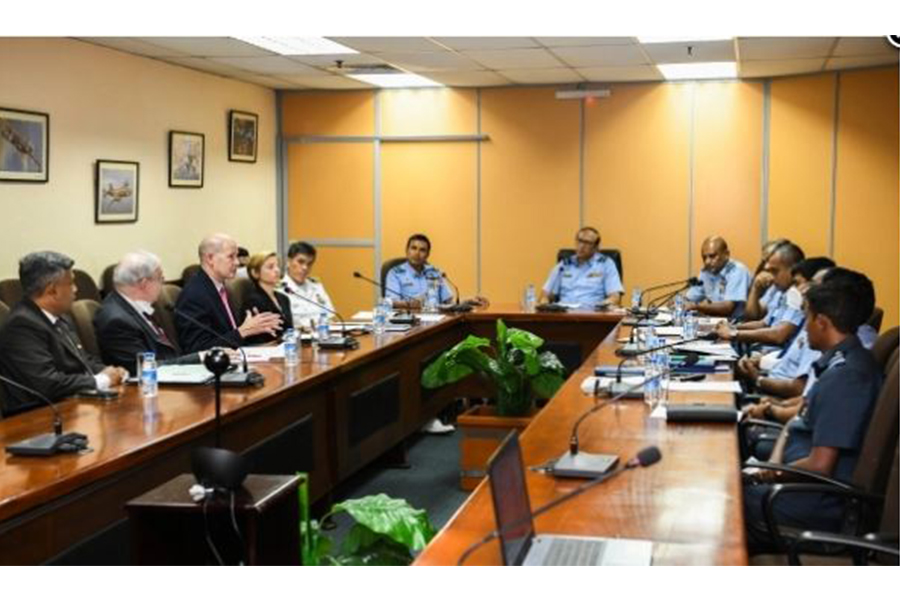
457,404 -> 538,491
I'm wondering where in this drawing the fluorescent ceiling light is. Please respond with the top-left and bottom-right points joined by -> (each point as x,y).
234,36 -> 358,56
347,73 -> 442,88
657,61 -> 737,80
638,36 -> 732,44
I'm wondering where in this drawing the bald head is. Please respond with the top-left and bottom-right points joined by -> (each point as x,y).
700,236 -> 730,274
199,233 -> 239,283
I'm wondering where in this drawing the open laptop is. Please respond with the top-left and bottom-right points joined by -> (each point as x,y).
487,431 -> 653,566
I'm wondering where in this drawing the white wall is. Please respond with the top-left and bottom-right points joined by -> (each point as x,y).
0,37 -> 277,285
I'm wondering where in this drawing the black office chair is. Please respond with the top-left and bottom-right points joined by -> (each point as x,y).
556,248 -> 624,282
100,264 -> 117,298
73,269 -> 102,303
867,307 -> 885,334
0,299 -> 9,329
381,257 -> 407,298
0,279 -> 23,307
871,327 -> 899,374
152,284 -> 182,345
180,264 -> 201,287
69,299 -> 102,358
227,277 -> 256,317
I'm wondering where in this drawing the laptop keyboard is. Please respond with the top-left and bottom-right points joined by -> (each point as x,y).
543,538 -> 608,566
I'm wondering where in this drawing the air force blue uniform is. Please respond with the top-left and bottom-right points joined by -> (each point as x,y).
686,259 -> 751,316
385,262 -> 453,304
542,252 -> 623,307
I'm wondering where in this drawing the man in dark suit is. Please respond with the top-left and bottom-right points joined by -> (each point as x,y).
0,251 -> 128,416
175,233 -> 282,353
94,250 -> 204,375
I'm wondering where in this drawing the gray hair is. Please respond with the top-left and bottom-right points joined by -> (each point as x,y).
198,233 -> 235,260
113,250 -> 162,287
19,251 -> 74,298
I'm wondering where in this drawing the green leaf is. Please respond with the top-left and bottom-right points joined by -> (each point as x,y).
506,327 -> 545,351
421,335 -> 490,388
531,371 -> 565,399
496,319 -> 508,360
333,535 -> 412,566
332,494 -> 436,552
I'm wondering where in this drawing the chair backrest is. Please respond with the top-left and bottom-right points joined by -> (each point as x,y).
152,283 -> 182,345
69,299 -> 102,358
852,359 -> 900,496
0,279 -> 23,307
556,248 -> 624,282
181,264 -> 201,287
0,300 -> 9,329
381,257 -> 407,297
867,307 -> 885,333
879,444 -> 899,537
73,269 -> 101,303
226,277 -> 256,316
871,327 -> 899,373
100,264 -> 117,298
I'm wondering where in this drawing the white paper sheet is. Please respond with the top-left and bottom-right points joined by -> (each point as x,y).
664,380 -> 742,393
653,326 -> 684,337
242,345 -> 285,362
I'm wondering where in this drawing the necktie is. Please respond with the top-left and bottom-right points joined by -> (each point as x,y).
55,319 -> 95,376
143,312 -> 173,347
218,285 -> 238,329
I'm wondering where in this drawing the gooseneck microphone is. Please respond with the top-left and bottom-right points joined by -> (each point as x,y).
1,373 -> 89,456
646,277 -> 702,311
615,330 -> 715,358
456,445 -> 663,565
170,306 -> 263,387
352,271 -> 419,325
432,271 -> 475,314
277,285 -> 358,350
635,277 -> 702,307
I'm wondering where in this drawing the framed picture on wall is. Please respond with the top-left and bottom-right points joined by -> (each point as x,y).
228,110 -> 258,163
95,160 -> 139,224
169,130 -> 205,188
0,107 -> 49,183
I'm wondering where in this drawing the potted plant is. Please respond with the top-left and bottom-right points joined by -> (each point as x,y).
421,319 -> 566,489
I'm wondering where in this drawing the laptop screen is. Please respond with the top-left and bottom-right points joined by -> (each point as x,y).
487,431 -> 535,566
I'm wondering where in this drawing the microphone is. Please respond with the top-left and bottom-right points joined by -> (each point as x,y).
615,330 -> 715,359
456,444 -> 662,565
277,285 -> 358,350
537,265 -> 567,311
170,306 -> 263,387
646,277 -> 701,312
434,271 -> 473,314
1,373 -> 89,456
352,271 -> 419,325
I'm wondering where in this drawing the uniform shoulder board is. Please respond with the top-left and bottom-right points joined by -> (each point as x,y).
722,261 -> 734,274
596,253 -> 609,263
827,351 -> 847,370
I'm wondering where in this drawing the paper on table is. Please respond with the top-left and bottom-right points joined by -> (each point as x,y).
351,311 -> 374,321
242,345 -> 285,362
664,380 -> 742,393
653,326 -> 684,337
580,375 -> 645,394
417,314 -> 446,324
674,341 -> 738,358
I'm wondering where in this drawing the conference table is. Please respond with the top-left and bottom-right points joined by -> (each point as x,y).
0,305 -> 746,565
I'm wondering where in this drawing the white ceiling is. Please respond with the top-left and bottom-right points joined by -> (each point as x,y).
79,36 -> 898,90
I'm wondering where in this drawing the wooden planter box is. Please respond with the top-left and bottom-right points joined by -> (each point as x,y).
457,405 -> 536,491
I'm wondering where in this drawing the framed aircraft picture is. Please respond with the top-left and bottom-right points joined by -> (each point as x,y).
95,160 -> 139,224
0,106 -> 49,182
169,130 -> 205,188
228,110 -> 257,163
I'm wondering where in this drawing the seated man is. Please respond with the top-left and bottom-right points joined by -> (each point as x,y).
540,226 -> 623,308
94,250 -> 204,375
742,270 -> 882,552
175,233 -> 282,353
742,238 -> 790,322
685,236 -> 752,318
0,251 -> 128,416
385,233 -> 487,310
716,242 -> 805,352
280,241 -> 336,331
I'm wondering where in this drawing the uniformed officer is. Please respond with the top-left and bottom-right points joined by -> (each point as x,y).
540,227 -> 623,308
280,241 -> 336,331
384,234 -> 456,310
685,236 -> 752,318
742,270 -> 881,552
743,238 -> 790,321
716,242 -> 805,352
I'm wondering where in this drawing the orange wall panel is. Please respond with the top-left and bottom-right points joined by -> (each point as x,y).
381,143 -> 478,298
311,247 -> 377,319
381,88 -> 478,136
584,83 -> 692,300
287,143 -> 374,241
281,91 -> 374,137
768,73 -> 835,258
480,88 -> 580,303
693,81 -> 764,273
834,67 -> 900,330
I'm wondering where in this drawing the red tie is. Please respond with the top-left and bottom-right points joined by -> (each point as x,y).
218,285 -> 238,329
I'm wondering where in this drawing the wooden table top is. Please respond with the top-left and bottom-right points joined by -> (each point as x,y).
413,320 -> 748,566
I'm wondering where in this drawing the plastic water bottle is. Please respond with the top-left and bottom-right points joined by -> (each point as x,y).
317,311 -> 330,344
523,284 -> 536,312
424,280 -> 439,314
140,352 -> 158,399
373,299 -> 387,335
631,287 -> 642,310
673,293 -> 685,326
683,312 -> 697,340
283,328 -> 299,367
643,360 -> 660,408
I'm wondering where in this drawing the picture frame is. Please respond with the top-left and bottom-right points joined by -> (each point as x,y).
168,130 -> 205,188
0,106 -> 49,183
228,110 -> 258,163
95,160 -> 139,224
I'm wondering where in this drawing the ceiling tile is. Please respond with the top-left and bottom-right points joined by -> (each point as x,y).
329,37 -> 445,53
80,37 -> 190,58
426,70 -> 513,87
207,56 -> 322,75
278,74 -> 374,89
824,55 -> 898,71
738,37 -> 836,60
374,51 -> 482,72
286,52 -> 382,68
738,58 -> 825,78
136,37 -> 274,57
576,65 -> 663,82
536,37 -> 636,47
431,37 -> 539,51
553,44 -> 648,67
160,57 -> 253,77
463,48 -> 564,70
643,40 -> 735,63
499,68 -> 584,84
832,37 -> 897,57
233,74 -> 296,89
